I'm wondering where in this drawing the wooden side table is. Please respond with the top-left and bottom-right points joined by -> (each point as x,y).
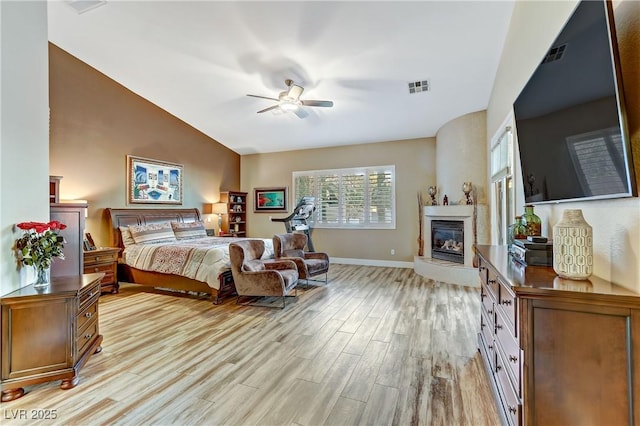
83,247 -> 120,293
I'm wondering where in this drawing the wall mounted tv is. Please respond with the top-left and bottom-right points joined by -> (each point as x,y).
513,0 -> 636,204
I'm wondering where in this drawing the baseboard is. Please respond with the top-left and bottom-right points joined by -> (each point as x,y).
330,257 -> 414,268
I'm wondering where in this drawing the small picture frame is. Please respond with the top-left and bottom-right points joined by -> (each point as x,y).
85,233 -> 96,250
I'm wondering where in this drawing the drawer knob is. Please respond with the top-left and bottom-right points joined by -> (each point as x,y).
496,365 -> 502,371
509,406 -> 517,415
496,324 -> 503,330
509,355 -> 518,363
479,266 -> 486,271
488,279 -> 496,284
85,312 -> 92,318
488,345 -> 494,350
502,299 -> 512,306
88,292 -> 94,298
84,333 -> 93,339
94,267 -> 99,272
488,309 -> 493,315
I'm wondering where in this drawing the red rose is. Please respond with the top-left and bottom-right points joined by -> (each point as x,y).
16,221 -> 66,233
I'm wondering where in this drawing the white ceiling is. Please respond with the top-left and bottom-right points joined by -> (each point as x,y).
48,0 -> 515,155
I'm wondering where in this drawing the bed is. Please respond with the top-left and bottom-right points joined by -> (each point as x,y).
106,208 -> 272,304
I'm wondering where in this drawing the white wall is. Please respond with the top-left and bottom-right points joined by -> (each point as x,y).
487,0 -> 640,292
0,1 -> 50,296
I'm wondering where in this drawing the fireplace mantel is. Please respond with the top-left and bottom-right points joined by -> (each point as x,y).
425,205 -> 474,217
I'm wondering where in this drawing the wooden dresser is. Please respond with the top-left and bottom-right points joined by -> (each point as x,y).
1,273 -> 104,402
84,247 -> 120,293
476,245 -> 640,426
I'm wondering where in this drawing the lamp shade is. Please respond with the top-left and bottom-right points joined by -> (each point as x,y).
211,203 -> 228,215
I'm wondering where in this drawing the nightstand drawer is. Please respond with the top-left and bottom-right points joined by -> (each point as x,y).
84,262 -> 115,275
84,252 -> 118,266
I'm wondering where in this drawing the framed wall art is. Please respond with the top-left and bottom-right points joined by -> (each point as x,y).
127,155 -> 183,205
254,187 -> 288,213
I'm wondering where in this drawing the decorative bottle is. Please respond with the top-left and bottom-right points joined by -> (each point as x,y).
553,209 -> 593,280
521,204 -> 542,236
507,216 -> 526,250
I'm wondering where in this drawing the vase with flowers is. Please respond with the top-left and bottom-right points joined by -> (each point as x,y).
15,221 -> 67,288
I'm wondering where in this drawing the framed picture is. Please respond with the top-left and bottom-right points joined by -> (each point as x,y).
85,233 -> 96,250
127,155 -> 183,205
254,187 -> 288,213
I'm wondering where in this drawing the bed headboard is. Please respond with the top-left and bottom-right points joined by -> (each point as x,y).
106,208 -> 202,250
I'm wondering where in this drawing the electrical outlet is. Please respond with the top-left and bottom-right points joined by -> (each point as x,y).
391,249 -> 395,255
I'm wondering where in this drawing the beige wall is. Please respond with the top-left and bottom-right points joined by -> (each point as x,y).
487,0 -> 640,291
241,138 -> 436,262
0,1 -> 50,296
436,110 -> 488,205
48,44 -> 240,248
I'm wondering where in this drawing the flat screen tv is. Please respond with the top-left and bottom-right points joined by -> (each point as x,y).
513,0 -> 636,204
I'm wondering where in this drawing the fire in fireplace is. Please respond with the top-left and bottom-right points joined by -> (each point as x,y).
431,220 -> 464,264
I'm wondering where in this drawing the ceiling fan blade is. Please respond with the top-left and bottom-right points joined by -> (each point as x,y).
294,107 -> 309,119
247,94 -> 279,102
301,100 -> 334,108
287,84 -> 304,100
257,105 -> 280,114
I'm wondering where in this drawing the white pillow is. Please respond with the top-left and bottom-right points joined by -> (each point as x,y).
119,226 -> 136,247
129,222 -> 177,244
171,221 -> 207,240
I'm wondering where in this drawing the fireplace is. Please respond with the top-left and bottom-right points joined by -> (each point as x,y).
431,220 -> 464,264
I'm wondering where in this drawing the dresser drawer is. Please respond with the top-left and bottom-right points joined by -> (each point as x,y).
480,309 -> 496,371
76,317 -> 99,358
481,284 -> 495,318
486,267 -> 500,301
77,300 -> 98,331
495,310 -> 521,395
478,258 -> 489,286
498,280 -> 517,335
496,348 -> 521,426
78,283 -> 100,311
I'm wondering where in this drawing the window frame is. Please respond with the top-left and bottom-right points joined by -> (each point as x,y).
293,165 -> 396,230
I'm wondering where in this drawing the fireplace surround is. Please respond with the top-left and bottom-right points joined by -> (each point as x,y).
414,204 -> 488,287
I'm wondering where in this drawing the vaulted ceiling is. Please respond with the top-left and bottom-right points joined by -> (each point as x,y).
48,1 -> 514,154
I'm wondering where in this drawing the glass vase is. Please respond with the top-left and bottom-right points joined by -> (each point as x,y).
507,216 -> 527,248
522,205 -> 542,236
32,266 -> 50,289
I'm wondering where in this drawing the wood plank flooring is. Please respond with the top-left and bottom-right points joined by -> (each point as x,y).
1,264 -> 499,425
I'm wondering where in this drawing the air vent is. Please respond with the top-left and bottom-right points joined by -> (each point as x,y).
408,80 -> 430,94
67,0 -> 107,14
542,44 -> 567,64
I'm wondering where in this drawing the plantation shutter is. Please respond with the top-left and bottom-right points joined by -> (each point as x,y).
293,165 -> 395,229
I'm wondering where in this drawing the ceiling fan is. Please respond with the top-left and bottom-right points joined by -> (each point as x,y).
247,79 -> 334,118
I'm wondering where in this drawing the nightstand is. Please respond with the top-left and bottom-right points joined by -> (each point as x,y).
83,247 -> 120,293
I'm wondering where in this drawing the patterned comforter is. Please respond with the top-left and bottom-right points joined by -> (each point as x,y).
122,237 -> 274,289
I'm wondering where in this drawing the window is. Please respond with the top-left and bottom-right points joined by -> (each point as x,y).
490,119 -> 515,245
293,165 -> 395,229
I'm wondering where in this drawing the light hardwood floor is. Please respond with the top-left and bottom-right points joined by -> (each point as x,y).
2,264 -> 499,425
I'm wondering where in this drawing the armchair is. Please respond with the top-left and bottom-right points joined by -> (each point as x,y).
229,239 -> 299,308
273,232 -> 329,286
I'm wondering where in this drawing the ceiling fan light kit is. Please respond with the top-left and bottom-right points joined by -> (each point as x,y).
247,79 -> 334,118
